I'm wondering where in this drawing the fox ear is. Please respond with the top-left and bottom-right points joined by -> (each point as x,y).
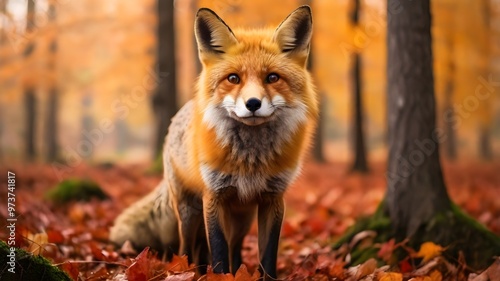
274,6 -> 312,64
195,8 -> 237,58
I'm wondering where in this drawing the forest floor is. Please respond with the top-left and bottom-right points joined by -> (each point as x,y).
0,160 -> 499,280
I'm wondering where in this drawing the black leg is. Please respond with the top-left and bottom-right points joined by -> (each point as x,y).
258,194 -> 284,280
177,193 -> 203,264
204,197 -> 230,274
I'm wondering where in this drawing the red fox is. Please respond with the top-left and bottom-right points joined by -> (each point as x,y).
110,6 -> 317,279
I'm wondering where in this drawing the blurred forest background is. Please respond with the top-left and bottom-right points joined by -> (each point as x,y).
0,0 -> 499,166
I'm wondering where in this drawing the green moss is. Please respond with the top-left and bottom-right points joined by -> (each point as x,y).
334,201 -> 500,271
45,179 -> 109,204
0,240 -> 72,281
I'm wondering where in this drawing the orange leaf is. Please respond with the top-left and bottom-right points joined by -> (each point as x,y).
429,270 -> 442,281
408,277 -> 431,281
204,266 -> 235,281
164,272 -> 196,281
379,272 -> 403,281
415,242 -> 444,263
329,263 -> 345,279
234,264 -> 260,281
167,254 -> 191,272
60,261 -> 79,281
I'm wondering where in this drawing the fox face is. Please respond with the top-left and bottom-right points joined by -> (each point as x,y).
195,7 -> 317,130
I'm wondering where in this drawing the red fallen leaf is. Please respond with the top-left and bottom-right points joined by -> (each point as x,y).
126,247 -> 151,280
89,241 -> 107,261
166,254 -> 191,272
47,229 -> 65,244
234,264 -> 260,281
281,221 -> 296,237
60,261 -> 79,281
378,239 -> 396,263
164,271 -> 195,281
300,254 -> 318,274
328,262 -> 346,279
399,257 -> 413,273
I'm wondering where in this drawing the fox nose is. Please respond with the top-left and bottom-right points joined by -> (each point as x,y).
245,98 -> 261,112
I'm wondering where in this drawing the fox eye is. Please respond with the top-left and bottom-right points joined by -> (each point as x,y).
227,74 -> 240,84
266,73 -> 279,83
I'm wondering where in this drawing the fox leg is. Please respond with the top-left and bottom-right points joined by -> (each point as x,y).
203,191 -> 255,274
258,193 -> 284,280
175,190 -> 204,264
203,194 -> 230,274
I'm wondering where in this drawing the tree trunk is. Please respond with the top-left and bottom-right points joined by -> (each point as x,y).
24,89 -> 37,160
24,0 -> 37,160
46,88 -> 58,161
443,82 -> 457,160
350,0 -> 368,172
152,0 -> 177,157
478,127 -> 493,160
45,1 -> 59,161
351,53 -> 368,172
386,0 -> 451,239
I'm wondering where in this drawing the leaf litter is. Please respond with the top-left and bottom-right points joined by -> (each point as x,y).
0,161 -> 499,280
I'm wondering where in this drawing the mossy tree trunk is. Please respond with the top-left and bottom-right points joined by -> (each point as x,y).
336,0 -> 500,271
385,0 -> 451,240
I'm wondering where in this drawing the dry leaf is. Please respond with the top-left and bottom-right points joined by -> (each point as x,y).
166,254 -> 191,272
126,247 -> 151,280
378,272 -> 403,281
348,258 -> 377,280
429,270 -> 442,281
408,277 -> 432,281
415,242 -> 444,263
27,232 -> 48,255
164,272 -> 195,281
234,264 -> 260,281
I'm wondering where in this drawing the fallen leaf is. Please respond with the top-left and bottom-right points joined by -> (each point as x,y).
347,258 -> 377,280
126,247 -> 151,280
379,272 -> 403,281
164,271 -> 195,281
47,229 -> 65,244
415,242 -> 444,263
377,239 -> 396,263
166,254 -> 191,272
398,258 -> 413,273
60,261 -> 80,281
27,232 -> 49,255
234,264 -> 260,281
329,263 -> 346,279
408,277 -> 431,281
204,266 -> 235,281
429,270 -> 442,281
349,230 -> 377,249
